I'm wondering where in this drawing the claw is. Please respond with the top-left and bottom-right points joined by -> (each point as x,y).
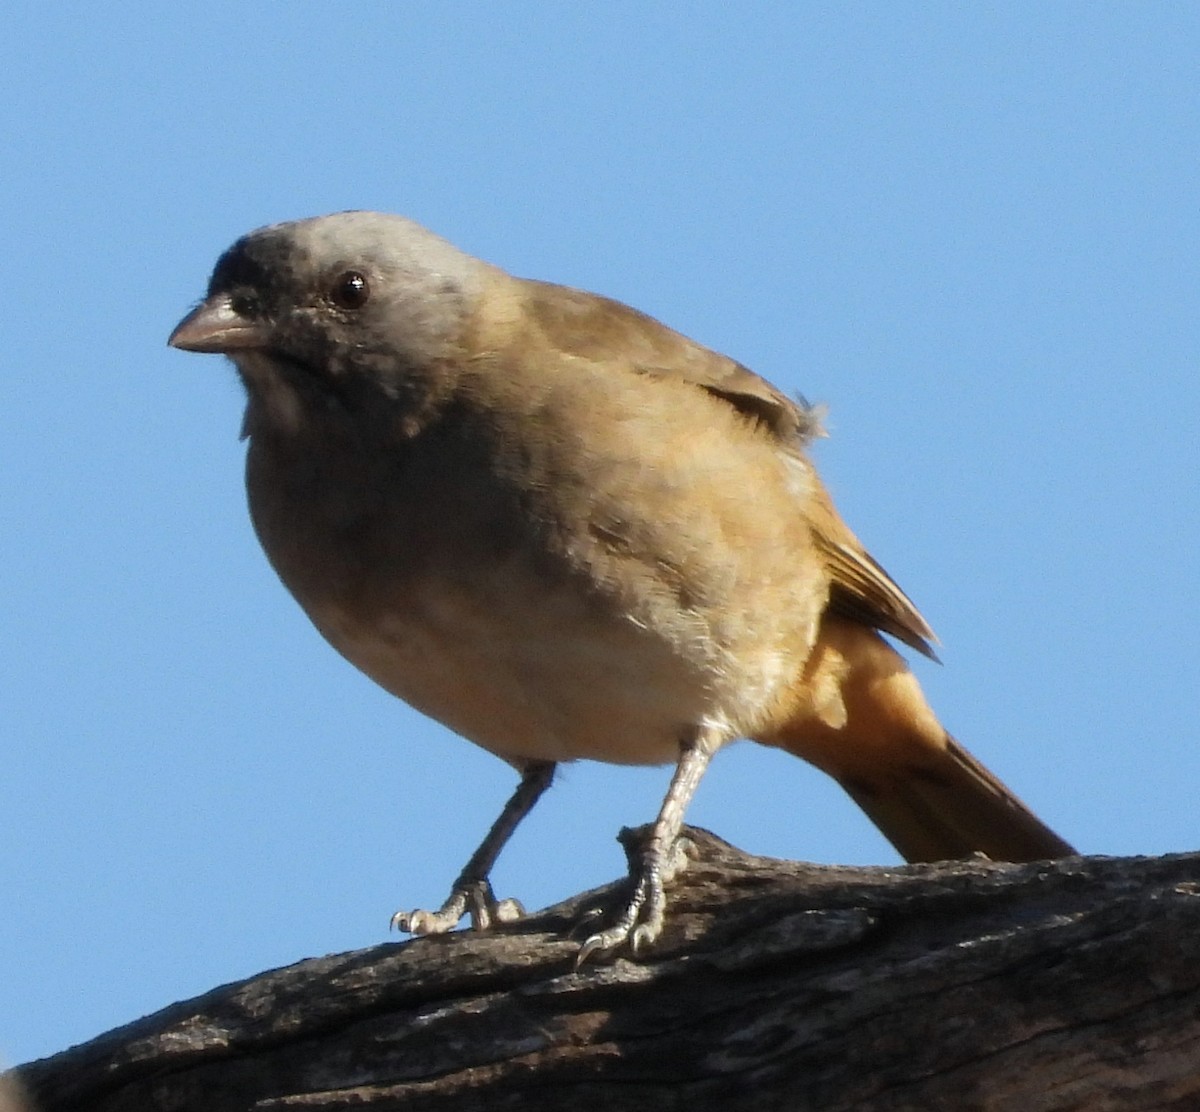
576,926 -> 623,966
630,923 -> 657,954
391,879 -> 525,937
575,833 -> 695,964
390,898 -> 465,936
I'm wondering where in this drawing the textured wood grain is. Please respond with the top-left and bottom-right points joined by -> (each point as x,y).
15,830 -> 1200,1111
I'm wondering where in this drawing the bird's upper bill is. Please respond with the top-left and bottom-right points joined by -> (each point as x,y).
169,294 -> 269,354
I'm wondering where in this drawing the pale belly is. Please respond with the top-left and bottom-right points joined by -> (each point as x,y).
304,568 -> 797,768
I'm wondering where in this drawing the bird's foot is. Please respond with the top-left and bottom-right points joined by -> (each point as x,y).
576,835 -> 693,963
391,877 -> 525,936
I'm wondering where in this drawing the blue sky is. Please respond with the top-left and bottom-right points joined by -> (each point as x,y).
3,5 -> 1197,1068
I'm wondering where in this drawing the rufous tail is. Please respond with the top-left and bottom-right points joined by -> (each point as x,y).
756,616 -> 1074,863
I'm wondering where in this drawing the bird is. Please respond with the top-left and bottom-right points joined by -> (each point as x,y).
169,210 -> 1074,959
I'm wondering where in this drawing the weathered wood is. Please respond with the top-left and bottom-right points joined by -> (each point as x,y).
14,830 -> 1200,1111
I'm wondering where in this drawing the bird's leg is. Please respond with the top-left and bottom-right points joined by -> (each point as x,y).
578,729 -> 721,963
391,760 -> 555,935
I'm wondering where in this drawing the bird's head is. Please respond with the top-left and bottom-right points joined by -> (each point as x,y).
169,211 -> 490,432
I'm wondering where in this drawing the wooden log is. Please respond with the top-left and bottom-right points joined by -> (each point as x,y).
14,829 -> 1200,1111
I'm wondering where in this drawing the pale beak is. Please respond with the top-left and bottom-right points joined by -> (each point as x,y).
168,294 -> 269,353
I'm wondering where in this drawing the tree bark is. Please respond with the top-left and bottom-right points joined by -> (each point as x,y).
13,829 -> 1200,1111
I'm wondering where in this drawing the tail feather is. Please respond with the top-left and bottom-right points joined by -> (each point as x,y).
757,616 -> 1075,864
836,735 -> 1074,863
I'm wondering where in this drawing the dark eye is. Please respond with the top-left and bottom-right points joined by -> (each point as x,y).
329,270 -> 370,310
230,291 -> 258,318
